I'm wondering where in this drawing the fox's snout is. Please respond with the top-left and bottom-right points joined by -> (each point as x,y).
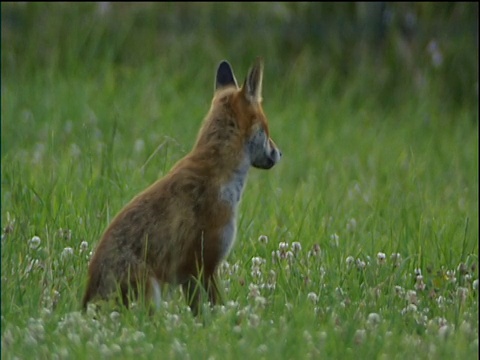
262,139 -> 282,170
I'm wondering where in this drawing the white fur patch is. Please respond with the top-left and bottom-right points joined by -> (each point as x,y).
219,151 -> 250,258
150,277 -> 162,310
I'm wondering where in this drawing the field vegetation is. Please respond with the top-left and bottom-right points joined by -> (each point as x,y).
1,3 -> 478,359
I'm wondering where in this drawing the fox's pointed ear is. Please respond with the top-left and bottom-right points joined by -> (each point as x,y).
215,61 -> 238,91
242,57 -> 263,104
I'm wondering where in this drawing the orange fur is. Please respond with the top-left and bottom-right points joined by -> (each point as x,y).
82,58 -> 281,314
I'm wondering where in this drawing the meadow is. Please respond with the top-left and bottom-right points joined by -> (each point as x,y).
1,3 -> 478,359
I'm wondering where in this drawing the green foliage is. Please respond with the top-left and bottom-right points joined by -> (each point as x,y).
1,3 -> 478,359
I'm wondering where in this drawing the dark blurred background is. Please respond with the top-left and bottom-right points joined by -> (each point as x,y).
1,2 -> 478,117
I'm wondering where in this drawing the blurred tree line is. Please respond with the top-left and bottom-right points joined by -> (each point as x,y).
1,2 -> 478,116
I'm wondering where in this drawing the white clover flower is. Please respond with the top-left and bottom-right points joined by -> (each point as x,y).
457,262 -> 468,275
308,244 -> 321,258
132,331 -> 146,342
249,314 -> 260,327
401,303 -> 418,315
251,257 -> 265,267
346,218 -> 357,232
80,241 -> 89,252
354,329 -> 366,344
248,283 -> 260,299
254,296 -> 267,308
61,247 -> 74,259
345,256 -> 355,266
367,312 -> 381,326
100,344 -> 112,357
446,270 -> 457,283
110,311 -> 120,322
377,252 -> 386,265
473,279 -> 478,291
438,325 -> 449,339
415,275 -> 426,291
330,233 -> 339,247
110,344 -> 121,354
356,258 -> 366,270
258,235 -> 269,244
390,252 -> 402,266
29,236 -> 41,250
134,139 -> 145,153
251,269 -> 262,279
406,290 -> 417,304
457,287 -> 468,303
291,241 -> 302,254
307,292 -> 318,304
395,285 -> 405,297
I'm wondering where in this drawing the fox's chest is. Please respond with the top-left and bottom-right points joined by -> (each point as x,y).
218,158 -> 250,259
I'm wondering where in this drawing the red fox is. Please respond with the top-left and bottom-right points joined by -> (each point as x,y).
82,58 -> 281,314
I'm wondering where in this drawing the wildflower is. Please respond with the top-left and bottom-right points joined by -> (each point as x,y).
346,218 -> 357,232
354,329 -> 366,344
395,285 -> 405,297
29,236 -> 41,250
377,252 -> 386,265
415,275 -> 426,291
446,270 -> 456,283
346,256 -> 355,267
390,253 -> 402,267
438,325 -> 449,339
254,296 -> 267,308
132,331 -> 146,342
248,283 -> 260,299
401,304 -> 418,315
274,242 -> 290,260
110,311 -> 121,322
457,262 -> 468,275
356,258 -> 366,270
80,241 -> 89,252
291,241 -> 302,254
367,313 -> 381,327
414,268 -> 422,277
457,287 -> 468,303
307,292 -> 318,304
61,247 -> 74,259
427,40 -> 443,68
473,279 -> 478,290
278,242 -> 289,252
330,233 -> 339,247
134,139 -> 145,153
308,244 -> 321,258
251,257 -> 265,267
249,314 -> 260,327
406,290 -> 417,304
258,235 -> 268,244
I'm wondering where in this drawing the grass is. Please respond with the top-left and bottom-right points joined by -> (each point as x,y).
1,3 -> 478,359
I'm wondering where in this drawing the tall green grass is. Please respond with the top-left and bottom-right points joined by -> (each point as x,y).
2,3 -> 478,359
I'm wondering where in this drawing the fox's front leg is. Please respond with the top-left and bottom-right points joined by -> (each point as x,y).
182,274 -> 222,315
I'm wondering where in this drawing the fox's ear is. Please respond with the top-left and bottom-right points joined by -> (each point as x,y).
242,57 -> 263,104
215,61 -> 238,91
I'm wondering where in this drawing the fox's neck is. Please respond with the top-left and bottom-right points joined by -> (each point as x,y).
218,149 -> 250,209
185,141 -> 251,208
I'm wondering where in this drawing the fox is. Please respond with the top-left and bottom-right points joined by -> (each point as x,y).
82,58 -> 281,315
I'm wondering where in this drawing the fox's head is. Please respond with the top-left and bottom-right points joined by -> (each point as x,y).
210,58 -> 282,170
